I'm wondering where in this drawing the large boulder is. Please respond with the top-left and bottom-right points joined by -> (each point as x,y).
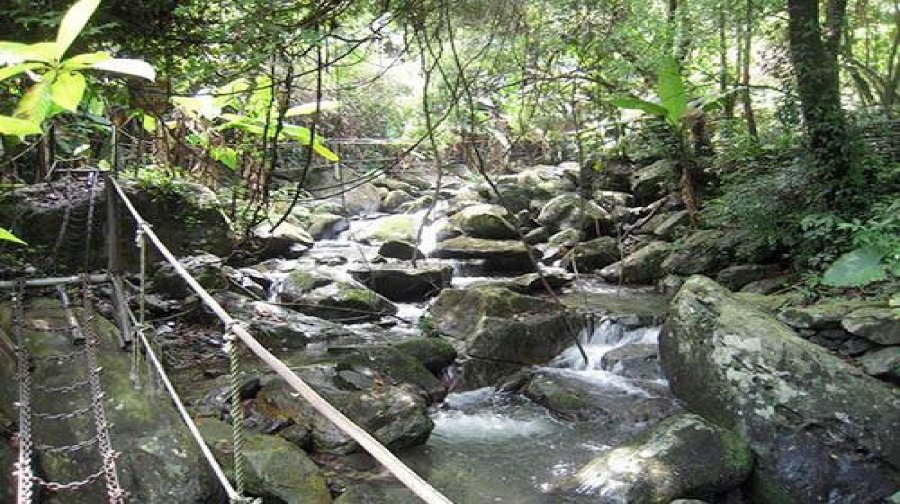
248,220 -> 315,260
714,264 -> 783,291
631,159 -> 678,204
353,215 -> 417,244
214,291 -> 353,348
0,298 -> 219,503
841,307 -> 900,345
519,368 -> 678,425
562,413 -> 752,502
662,230 -> 735,276
430,287 -> 575,365
660,276 -> 900,503
430,237 -> 536,272
198,418 -> 332,504
600,241 -> 672,284
153,252 -> 228,297
255,370 -> 433,454
567,236 -> 620,272
449,204 -> 518,239
349,264 -> 452,302
333,344 -> 446,401
291,282 -> 398,323
536,194 -> 613,235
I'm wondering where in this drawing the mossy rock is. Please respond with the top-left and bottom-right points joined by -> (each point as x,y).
391,337 -> 457,374
353,215 -> 417,244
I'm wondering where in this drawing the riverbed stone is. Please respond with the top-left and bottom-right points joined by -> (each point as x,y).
308,213 -> 347,240
249,220 -> 315,260
630,159 -> 677,204
568,236 -> 619,272
349,264 -> 452,302
293,282 -> 398,323
256,371 -> 433,454
856,347 -> 900,381
198,418 -> 332,504
601,343 -> 662,380
520,368 -> 678,425
661,230 -> 733,276
449,203 -> 518,239
600,241 -> 672,284
153,252 -> 228,297
715,264 -> 783,291
653,210 -> 691,239
841,307 -> 900,345
564,413 -> 752,502
353,215 -> 417,244
380,189 -> 414,212
391,337 -> 457,374
377,240 -> 425,261
536,193 -> 613,235
334,344 -> 446,401
660,276 -> 900,503
430,287 -> 560,339
777,300 -> 880,330
430,237 -> 536,272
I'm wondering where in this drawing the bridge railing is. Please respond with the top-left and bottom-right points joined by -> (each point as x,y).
105,175 -> 452,504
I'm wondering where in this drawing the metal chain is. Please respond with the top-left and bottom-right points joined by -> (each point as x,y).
33,376 -> 92,394
12,281 -> 35,504
37,435 -> 99,454
83,171 -> 99,271
30,346 -> 89,362
33,403 -> 95,421
226,325 -> 249,500
79,279 -> 127,503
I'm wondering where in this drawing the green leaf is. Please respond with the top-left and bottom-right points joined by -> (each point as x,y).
0,227 -> 26,245
311,142 -> 339,162
90,58 -> 155,81
212,146 -> 239,169
0,62 -> 43,81
0,42 -> 59,64
50,71 -> 86,111
173,95 -> 220,119
611,97 -> 668,117
56,0 -> 101,59
0,115 -> 42,137
822,246 -> 889,287
285,100 -> 341,117
657,57 -> 687,126
142,114 -> 157,132
62,51 -> 111,70
14,74 -> 55,124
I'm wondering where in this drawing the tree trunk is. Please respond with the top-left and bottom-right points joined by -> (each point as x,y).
787,0 -> 851,203
742,0 -> 759,141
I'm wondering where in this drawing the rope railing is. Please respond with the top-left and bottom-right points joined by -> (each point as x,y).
106,176 -> 453,504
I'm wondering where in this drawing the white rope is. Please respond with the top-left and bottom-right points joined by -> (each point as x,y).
107,177 -> 453,504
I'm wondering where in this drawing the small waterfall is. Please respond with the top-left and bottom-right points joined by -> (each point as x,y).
266,272 -> 288,302
550,316 -> 660,371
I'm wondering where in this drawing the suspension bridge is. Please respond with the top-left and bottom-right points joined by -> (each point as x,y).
3,169 -> 453,504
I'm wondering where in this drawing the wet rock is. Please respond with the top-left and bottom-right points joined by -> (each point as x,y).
153,253 -> 227,297
520,368 -> 678,424
841,307 -> 900,345
391,338 -> 457,374
536,194 -> 613,235
380,190 -> 414,212
214,291 -> 352,347
856,347 -> 900,381
631,159 -> 677,205
739,275 -> 794,295
293,282 -> 398,323
334,345 -> 446,401
660,276 -> 900,503
715,264 -> 783,291
568,236 -> 619,272
661,230 -> 735,276
249,220 -> 314,260
335,483 -> 419,503
430,287 -> 574,365
353,215 -> 416,244
256,371 -> 433,454
594,190 -> 633,209
523,226 -> 551,245
198,418 -> 332,504
449,203 -> 518,240
349,265 -> 452,302
563,413 -> 752,502
653,209 -> 691,239
777,300 -> 880,330
308,213 -> 347,240
594,158 -> 635,192
377,240 -> 425,261
601,343 -> 662,380
431,237 -> 536,272
600,241 -> 672,284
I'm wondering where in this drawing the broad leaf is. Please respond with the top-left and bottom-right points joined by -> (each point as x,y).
0,63 -> 43,81
56,0 -> 101,59
212,147 -> 239,170
91,58 -> 155,81
822,246 -> 889,287
311,142 -> 339,162
142,114 -> 157,132
611,97 -> 668,117
0,115 -> 42,137
285,100 -> 341,117
14,74 -> 55,124
0,42 -> 59,64
62,51 -> 111,70
174,95 -> 221,120
51,71 -> 86,111
657,57 -> 687,126
0,227 -> 26,245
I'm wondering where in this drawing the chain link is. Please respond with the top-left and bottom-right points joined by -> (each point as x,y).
33,376 -> 92,394
37,435 -> 99,454
33,403 -> 95,421
227,328 -> 249,499
13,281 -> 35,504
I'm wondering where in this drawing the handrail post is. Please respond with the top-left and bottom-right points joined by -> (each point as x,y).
105,173 -> 132,347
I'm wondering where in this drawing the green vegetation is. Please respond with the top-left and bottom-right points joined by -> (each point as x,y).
0,0 -> 896,296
